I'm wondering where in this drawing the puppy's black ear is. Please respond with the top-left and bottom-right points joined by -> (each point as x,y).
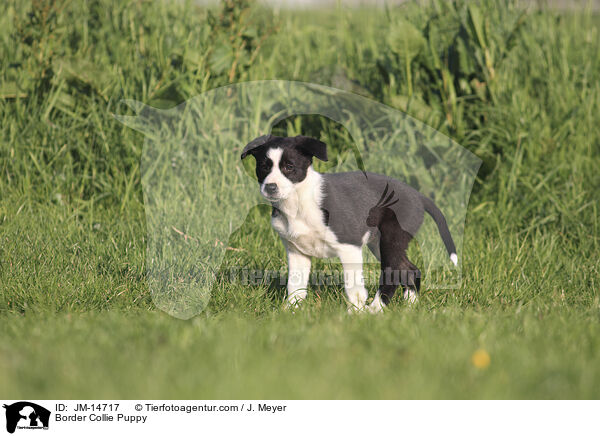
294,136 -> 328,162
241,135 -> 273,159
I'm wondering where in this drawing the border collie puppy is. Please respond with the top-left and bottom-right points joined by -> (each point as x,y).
241,135 -> 457,313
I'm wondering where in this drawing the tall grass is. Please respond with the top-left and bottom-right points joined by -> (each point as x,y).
0,0 -> 599,398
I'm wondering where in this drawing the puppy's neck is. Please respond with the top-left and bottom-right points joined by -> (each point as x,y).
273,166 -> 323,218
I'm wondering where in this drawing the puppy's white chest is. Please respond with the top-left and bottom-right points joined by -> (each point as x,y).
271,210 -> 335,258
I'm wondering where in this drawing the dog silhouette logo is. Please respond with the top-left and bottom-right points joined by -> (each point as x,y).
3,402 -> 50,434
115,80 -> 481,319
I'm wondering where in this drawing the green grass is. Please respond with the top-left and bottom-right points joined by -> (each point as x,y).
3,308 -> 600,398
1,0 -> 599,398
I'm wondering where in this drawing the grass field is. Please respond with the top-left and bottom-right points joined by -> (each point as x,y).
1,0 -> 599,398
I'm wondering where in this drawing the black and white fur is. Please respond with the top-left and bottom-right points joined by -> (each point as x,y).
241,135 -> 458,313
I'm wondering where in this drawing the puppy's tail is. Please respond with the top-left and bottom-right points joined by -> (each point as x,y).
421,195 -> 458,266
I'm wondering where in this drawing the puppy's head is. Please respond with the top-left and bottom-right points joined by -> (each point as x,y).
241,135 -> 328,201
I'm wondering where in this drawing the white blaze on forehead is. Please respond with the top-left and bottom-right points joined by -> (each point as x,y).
263,148 -> 283,187
266,147 -> 283,167
261,147 -> 295,200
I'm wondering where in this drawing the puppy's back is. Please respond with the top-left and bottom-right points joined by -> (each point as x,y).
320,171 -> 425,246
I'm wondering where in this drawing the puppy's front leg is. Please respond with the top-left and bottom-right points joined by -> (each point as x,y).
285,245 -> 312,308
337,245 -> 368,312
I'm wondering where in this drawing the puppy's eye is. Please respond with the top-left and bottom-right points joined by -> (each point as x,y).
283,163 -> 294,171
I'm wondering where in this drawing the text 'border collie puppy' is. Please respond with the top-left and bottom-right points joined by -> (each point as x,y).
241,135 -> 458,313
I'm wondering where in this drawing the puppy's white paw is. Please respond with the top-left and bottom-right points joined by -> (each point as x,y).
345,287 -> 368,314
366,303 -> 384,314
403,288 -> 418,304
283,301 -> 297,312
347,303 -> 366,314
285,290 -> 307,311
366,292 -> 385,314
284,297 -> 304,313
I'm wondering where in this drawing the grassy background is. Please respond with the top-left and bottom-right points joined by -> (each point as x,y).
1,0 -> 599,398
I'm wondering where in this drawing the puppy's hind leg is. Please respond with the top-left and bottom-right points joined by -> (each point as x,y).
367,235 -> 381,261
368,227 -> 418,313
368,262 -> 401,313
400,257 -> 421,304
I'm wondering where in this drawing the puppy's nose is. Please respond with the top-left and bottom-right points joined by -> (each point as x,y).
264,183 -> 278,195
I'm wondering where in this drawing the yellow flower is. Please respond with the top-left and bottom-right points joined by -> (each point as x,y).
471,349 -> 491,369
